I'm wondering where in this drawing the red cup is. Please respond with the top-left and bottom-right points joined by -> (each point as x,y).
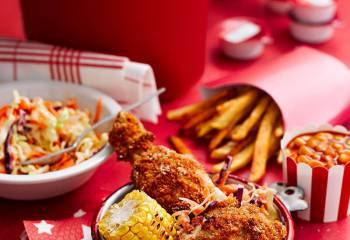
281,124 -> 350,222
20,0 -> 208,101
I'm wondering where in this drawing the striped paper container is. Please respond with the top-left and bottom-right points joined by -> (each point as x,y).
281,124 -> 350,222
0,38 -> 161,123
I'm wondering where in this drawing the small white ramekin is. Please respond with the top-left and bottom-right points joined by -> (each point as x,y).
291,0 -> 337,24
0,81 -> 120,200
289,15 -> 340,44
219,17 -> 272,60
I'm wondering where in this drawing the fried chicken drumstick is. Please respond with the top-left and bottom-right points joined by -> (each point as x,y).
109,112 -> 216,213
109,112 -> 287,239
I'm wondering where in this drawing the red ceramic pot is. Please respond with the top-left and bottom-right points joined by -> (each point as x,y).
20,0 -> 208,101
91,175 -> 295,240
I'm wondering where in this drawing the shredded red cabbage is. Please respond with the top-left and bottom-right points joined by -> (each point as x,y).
4,122 -> 16,174
17,110 -> 27,133
250,197 -> 263,207
234,187 -> 244,205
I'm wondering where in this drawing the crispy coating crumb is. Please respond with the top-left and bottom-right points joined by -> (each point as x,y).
109,112 -> 216,213
180,197 -> 287,240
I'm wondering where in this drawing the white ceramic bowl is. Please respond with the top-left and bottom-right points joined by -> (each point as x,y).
0,81 -> 121,200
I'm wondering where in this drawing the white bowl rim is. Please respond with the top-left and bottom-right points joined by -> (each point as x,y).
0,81 -> 120,184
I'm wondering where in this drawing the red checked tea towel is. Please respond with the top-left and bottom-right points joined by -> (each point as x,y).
0,38 -> 161,122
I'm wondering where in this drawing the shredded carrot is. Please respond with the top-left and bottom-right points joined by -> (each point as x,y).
0,162 -> 5,174
66,99 -> 79,110
220,184 -> 237,195
0,105 -> 8,118
212,173 -> 220,183
28,119 -> 46,129
19,99 -> 31,111
50,153 -> 75,171
30,152 -> 46,158
57,158 -> 75,170
93,98 -> 102,123
44,101 -> 58,116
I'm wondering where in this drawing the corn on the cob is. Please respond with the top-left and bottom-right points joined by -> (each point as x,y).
98,190 -> 177,240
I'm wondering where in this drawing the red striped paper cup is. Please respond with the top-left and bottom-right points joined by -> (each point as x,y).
281,124 -> 350,222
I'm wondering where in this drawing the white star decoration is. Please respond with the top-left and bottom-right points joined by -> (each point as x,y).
74,209 -> 87,218
33,220 -> 54,235
81,225 -> 92,240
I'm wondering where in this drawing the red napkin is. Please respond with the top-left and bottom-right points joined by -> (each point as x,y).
0,38 -> 161,122
23,210 -> 93,240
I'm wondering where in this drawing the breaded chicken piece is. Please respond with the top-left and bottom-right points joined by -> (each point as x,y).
109,112 -> 216,213
109,112 -> 287,240
179,197 -> 287,240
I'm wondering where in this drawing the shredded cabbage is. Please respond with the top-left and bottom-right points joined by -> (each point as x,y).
0,90 -> 107,175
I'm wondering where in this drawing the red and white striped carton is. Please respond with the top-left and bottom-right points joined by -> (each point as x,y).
281,124 -> 350,222
202,47 -> 350,131
0,38 -> 161,123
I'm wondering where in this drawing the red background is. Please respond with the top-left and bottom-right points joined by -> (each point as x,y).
0,0 -> 350,239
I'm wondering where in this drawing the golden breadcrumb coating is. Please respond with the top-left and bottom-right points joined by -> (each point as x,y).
109,112 -> 216,213
180,197 -> 287,240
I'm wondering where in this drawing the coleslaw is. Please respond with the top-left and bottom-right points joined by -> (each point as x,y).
0,91 -> 108,175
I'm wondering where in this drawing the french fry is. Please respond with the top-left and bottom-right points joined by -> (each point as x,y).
216,87 -> 251,112
249,103 -> 280,182
208,105 -> 252,150
274,117 -> 284,138
211,89 -> 259,130
209,126 -> 231,150
166,104 -> 199,121
277,150 -> 283,164
269,132 -> 281,157
168,136 -> 193,156
166,90 -> 230,121
231,96 -> 270,140
212,143 -> 255,173
183,107 -> 216,130
230,133 -> 256,156
212,132 -> 280,173
210,141 -> 237,160
197,119 -> 214,137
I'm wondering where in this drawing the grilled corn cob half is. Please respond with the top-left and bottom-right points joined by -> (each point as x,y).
98,190 -> 177,240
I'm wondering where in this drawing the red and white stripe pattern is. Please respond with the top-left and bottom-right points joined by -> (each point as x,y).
0,38 -> 161,122
282,124 -> 350,222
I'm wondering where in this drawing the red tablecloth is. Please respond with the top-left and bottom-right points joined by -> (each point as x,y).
1,0 -> 350,239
